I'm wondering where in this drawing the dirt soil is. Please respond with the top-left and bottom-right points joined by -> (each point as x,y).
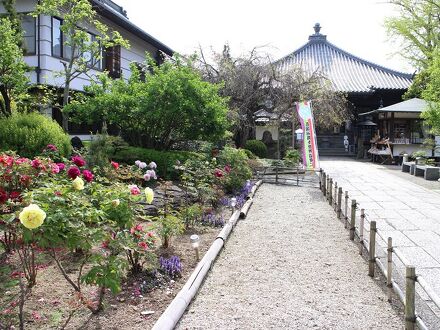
0,225 -> 220,330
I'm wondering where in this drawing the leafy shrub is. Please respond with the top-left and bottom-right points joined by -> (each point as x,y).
86,133 -> 128,168
244,140 -> 267,158
0,113 -> 71,158
180,203 -> 203,229
154,212 -> 184,248
284,149 -> 301,167
112,146 -> 200,180
217,147 -> 252,193
243,148 -> 256,159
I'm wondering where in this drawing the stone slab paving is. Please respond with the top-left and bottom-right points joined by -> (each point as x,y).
177,184 -> 403,329
321,157 -> 440,318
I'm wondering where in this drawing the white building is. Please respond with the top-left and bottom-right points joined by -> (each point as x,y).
0,0 -> 174,134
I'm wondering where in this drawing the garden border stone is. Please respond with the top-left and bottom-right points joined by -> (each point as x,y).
152,180 -> 263,330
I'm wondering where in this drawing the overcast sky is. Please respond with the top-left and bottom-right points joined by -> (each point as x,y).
116,0 -> 414,73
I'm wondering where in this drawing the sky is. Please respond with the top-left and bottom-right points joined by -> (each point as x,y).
116,0 -> 414,73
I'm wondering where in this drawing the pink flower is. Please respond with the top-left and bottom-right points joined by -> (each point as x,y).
130,185 -> 141,195
56,163 -> 65,171
143,173 -> 151,181
138,242 -> 148,250
0,189 -> 8,204
50,163 -> 60,174
138,162 -> 147,169
45,144 -> 58,152
15,158 -> 30,165
224,165 -> 231,174
31,311 -> 41,321
82,170 -> 94,183
146,170 -> 157,180
111,161 -> 119,169
149,162 -> 157,169
31,159 -> 42,169
71,155 -> 86,167
214,169 -> 223,178
54,191 -> 62,196
67,166 -> 81,179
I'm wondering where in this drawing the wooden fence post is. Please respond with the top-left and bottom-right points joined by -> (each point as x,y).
344,191 -> 349,228
334,182 -> 338,212
322,172 -> 326,196
349,199 -> 356,240
319,169 -> 323,191
368,221 -> 377,277
359,209 -> 365,255
275,164 -> 279,184
387,237 -> 393,303
405,266 -> 416,330
329,178 -> 333,206
326,176 -> 330,200
337,187 -> 343,219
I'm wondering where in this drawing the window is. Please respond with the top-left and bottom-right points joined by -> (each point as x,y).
52,17 -> 62,57
52,17 -> 101,70
103,45 -> 121,78
21,15 -> 36,55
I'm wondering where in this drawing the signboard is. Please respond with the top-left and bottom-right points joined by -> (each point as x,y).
296,101 -> 320,170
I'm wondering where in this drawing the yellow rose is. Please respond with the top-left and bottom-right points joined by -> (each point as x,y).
72,177 -> 85,190
19,204 -> 46,230
144,188 -> 154,204
112,199 -> 120,207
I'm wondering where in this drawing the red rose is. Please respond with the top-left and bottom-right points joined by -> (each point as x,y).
111,161 -> 119,169
71,156 -> 86,167
67,166 -> 81,179
9,191 -> 21,201
214,169 -> 223,178
0,189 -> 8,204
31,159 -> 42,169
20,175 -> 32,187
82,170 -> 94,183
56,163 -> 65,171
224,165 -> 231,173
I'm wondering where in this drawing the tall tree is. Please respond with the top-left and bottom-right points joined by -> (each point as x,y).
33,0 -> 128,131
385,0 -> 440,97
195,45 -> 349,147
421,50 -> 440,134
0,17 -> 30,117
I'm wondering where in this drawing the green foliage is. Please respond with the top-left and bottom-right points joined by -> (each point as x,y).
86,133 -> 128,169
422,51 -> 440,134
218,147 -> 252,193
244,140 -> 267,158
68,56 -> 229,149
112,146 -> 201,180
180,203 -> 203,229
0,17 -> 30,117
385,0 -> 440,69
154,212 -> 184,248
284,148 -> 301,167
0,112 -> 71,157
243,148 -> 256,159
33,0 -> 129,130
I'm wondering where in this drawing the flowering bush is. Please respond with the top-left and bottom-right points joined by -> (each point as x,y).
159,256 -> 182,278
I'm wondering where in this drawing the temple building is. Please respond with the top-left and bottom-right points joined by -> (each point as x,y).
270,23 -> 413,156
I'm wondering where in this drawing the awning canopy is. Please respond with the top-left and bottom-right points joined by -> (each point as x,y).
359,98 -> 432,116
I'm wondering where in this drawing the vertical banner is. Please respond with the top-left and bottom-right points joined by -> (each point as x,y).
296,101 -> 320,170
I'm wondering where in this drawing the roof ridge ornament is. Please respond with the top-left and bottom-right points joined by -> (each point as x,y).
309,23 -> 327,41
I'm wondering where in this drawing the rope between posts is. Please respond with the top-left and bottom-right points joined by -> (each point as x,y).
321,170 -> 440,329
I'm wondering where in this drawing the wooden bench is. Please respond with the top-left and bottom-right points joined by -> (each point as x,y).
413,165 -> 440,181
401,161 -> 415,174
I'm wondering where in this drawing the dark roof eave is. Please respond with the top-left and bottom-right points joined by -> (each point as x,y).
92,1 -> 174,56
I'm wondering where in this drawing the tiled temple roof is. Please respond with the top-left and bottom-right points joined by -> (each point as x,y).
274,23 -> 413,93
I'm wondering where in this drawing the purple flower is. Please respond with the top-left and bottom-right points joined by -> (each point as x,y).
146,169 -> 157,180
143,173 -> 151,181
138,162 -> 147,169
159,256 -> 182,278
149,161 -> 157,169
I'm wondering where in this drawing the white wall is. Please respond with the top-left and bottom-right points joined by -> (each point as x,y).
1,0 -> 167,91
256,125 -> 279,141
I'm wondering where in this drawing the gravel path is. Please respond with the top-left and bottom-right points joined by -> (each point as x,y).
177,184 -> 403,329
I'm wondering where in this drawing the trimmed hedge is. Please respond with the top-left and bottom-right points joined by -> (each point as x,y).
244,140 -> 267,158
112,146 -> 202,180
0,112 -> 71,158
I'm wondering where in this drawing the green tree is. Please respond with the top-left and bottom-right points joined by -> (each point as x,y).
385,0 -> 440,97
68,57 -> 229,150
0,17 -> 29,117
33,0 -> 128,131
422,51 -> 440,134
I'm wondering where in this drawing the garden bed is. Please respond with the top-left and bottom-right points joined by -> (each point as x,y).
0,225 -> 222,329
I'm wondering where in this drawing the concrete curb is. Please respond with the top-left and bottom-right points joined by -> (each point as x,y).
152,180 -> 263,330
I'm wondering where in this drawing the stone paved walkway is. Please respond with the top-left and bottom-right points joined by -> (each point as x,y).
321,157 -> 440,318
177,184 -> 403,329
